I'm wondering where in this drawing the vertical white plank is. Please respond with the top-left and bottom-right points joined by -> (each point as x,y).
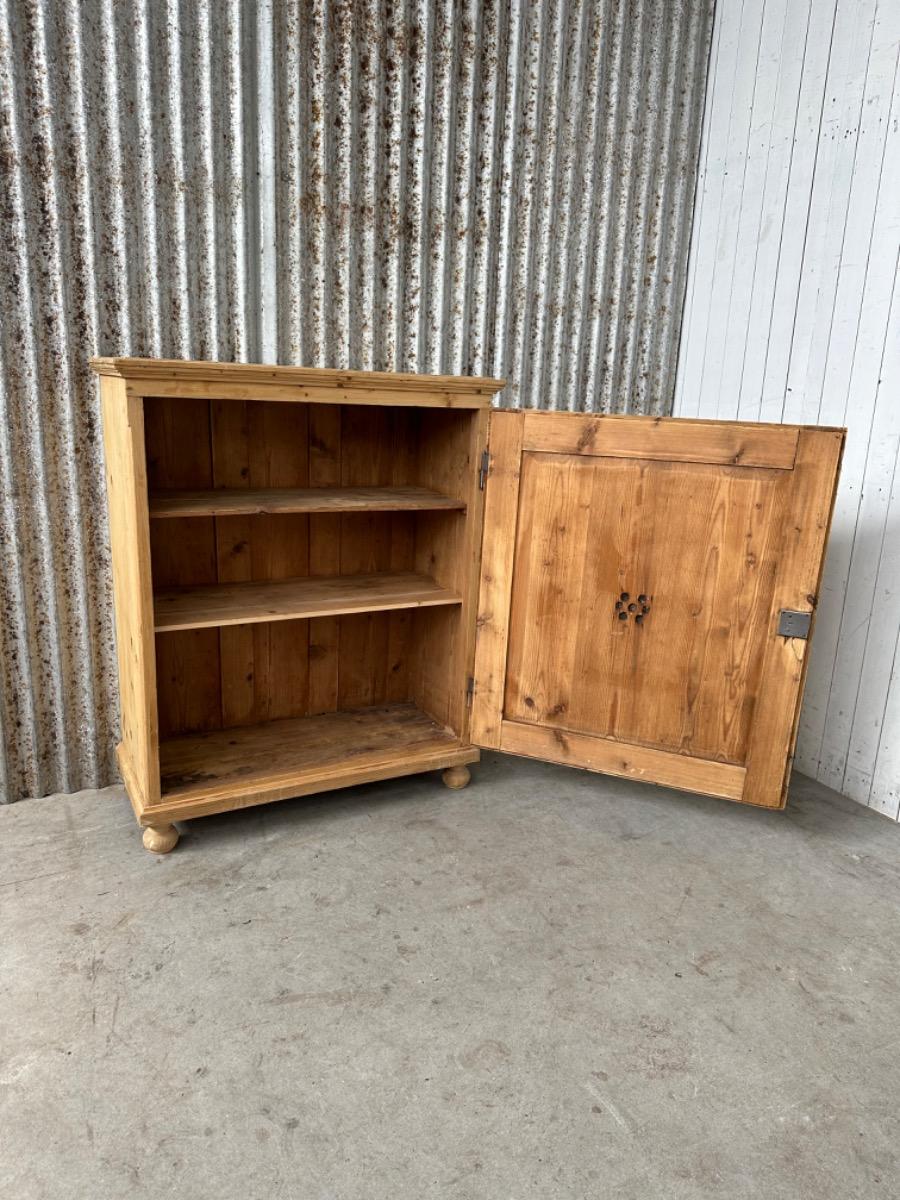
736,0 -> 812,419
781,0 -> 878,424
842,252 -> 900,808
757,0 -> 838,421
697,0 -> 767,420
673,0 -> 742,416
814,27 -> 900,789
796,8 -> 900,781
715,0 -> 792,420
868,428 -> 900,819
675,0 -> 900,819
818,11 -> 900,428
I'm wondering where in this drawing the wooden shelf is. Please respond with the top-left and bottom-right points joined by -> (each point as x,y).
154,571 -> 462,632
149,486 -> 466,518
157,703 -> 477,818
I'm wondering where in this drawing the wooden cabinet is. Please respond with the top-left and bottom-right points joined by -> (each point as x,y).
93,359 -> 844,853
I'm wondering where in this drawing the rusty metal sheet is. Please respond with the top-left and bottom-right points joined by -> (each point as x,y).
0,0 -> 714,802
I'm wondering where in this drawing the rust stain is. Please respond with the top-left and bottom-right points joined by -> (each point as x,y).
0,0 -> 715,802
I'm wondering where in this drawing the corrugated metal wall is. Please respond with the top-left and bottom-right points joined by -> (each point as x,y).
0,0 -> 714,804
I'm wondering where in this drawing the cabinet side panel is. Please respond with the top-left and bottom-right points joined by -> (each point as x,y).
409,408 -> 489,737
471,410 -> 524,748
101,379 -> 160,806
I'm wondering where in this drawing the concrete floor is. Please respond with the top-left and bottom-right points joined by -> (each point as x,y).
2,755 -> 899,1199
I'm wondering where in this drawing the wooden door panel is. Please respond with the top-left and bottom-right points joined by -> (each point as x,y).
473,412 -> 844,809
504,453 -> 788,764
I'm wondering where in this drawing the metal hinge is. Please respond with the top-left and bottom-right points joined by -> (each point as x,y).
466,676 -> 475,706
778,609 -> 812,640
478,448 -> 490,490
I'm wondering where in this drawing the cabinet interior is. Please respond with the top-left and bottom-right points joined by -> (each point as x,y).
143,396 -> 483,805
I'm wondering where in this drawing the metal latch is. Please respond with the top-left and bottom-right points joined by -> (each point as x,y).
478,449 -> 490,490
778,610 -> 812,639
466,676 -> 475,706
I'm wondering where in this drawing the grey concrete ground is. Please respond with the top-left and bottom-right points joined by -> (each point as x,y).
2,754 -> 899,1199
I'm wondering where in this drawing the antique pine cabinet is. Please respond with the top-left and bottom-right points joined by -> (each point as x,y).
92,358 -> 844,853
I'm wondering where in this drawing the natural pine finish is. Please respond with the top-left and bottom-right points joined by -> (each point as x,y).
441,765 -> 471,789
156,704 -> 478,823
504,454 -> 785,764
149,486 -> 465,518
144,396 -> 482,733
470,411 -> 523,749
94,358 -> 500,849
100,376 -> 161,811
95,357 -> 842,849
500,722 -> 745,799
742,428 -> 845,806
92,357 -> 501,405
153,572 -> 462,632
521,411 -> 802,468
474,410 -> 844,810
142,824 -> 179,854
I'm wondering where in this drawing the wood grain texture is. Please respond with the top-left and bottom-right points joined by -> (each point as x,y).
144,396 -> 221,736
409,407 -> 490,736
500,721 -> 746,800
522,411 -> 802,468
145,394 -> 480,742
118,380 -> 493,409
105,359 -> 498,839
149,486 -> 466,518
476,409 -> 842,811
100,377 -> 160,804
154,572 -> 462,632
504,453 -> 786,764
307,405 -> 342,715
742,428 -> 845,807
90,356 -> 505,398
211,399 -> 311,728
154,703 -> 479,821
471,410 -> 524,748
336,407 -> 417,711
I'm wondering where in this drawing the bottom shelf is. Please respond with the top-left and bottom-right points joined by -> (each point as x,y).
154,703 -> 477,821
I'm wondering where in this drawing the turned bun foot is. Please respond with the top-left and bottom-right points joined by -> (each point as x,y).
142,823 -> 179,854
442,765 -> 471,790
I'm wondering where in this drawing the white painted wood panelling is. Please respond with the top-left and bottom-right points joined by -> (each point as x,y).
676,0 -> 900,817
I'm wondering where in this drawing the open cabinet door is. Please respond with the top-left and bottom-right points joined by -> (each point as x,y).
471,411 -> 844,809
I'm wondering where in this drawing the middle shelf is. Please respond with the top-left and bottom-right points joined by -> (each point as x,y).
149,485 -> 466,518
153,571 -> 463,632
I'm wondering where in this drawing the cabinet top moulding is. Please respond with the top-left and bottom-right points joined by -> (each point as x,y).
89,357 -> 506,407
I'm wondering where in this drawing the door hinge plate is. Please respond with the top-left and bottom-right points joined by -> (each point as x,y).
778,609 -> 812,639
478,449 -> 490,490
466,675 -> 475,706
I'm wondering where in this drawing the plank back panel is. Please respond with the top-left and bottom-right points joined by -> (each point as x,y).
144,396 -> 221,737
307,405 -> 342,714
142,391 -> 485,744
337,406 -> 418,710
211,399 -> 311,727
